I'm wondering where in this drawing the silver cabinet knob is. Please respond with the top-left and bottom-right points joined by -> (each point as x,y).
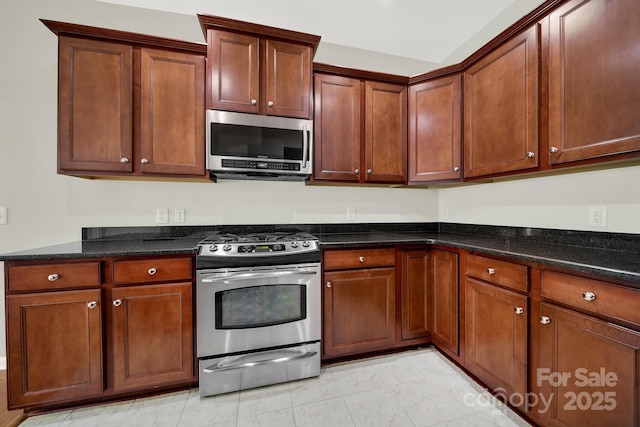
354,169 -> 359,174
326,282 -> 332,288
550,147 -> 559,153
113,299 -> 123,307
268,101 -> 274,107
251,99 -> 257,106
487,268 -> 495,275
453,167 -> 460,172
540,316 -> 551,325
87,301 -> 98,309
359,256 -> 365,263
48,274 -> 59,281
515,306 -> 524,315
120,157 -> 129,164
527,152 -> 535,158
367,169 -> 372,175
141,158 -> 149,165
582,291 -> 596,302
148,267 -> 157,275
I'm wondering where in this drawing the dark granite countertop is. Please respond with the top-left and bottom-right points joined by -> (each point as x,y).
2,223 -> 639,286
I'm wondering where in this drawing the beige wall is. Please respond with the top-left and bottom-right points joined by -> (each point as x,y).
0,0 -> 638,364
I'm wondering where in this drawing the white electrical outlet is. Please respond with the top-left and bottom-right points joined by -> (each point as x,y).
0,207 -> 7,225
156,208 -> 169,224
346,207 -> 356,221
174,208 -> 186,223
588,206 -> 607,228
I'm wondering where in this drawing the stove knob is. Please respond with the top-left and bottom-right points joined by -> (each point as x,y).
290,241 -> 299,248
209,244 -> 218,252
223,244 -> 232,251
302,241 -> 310,247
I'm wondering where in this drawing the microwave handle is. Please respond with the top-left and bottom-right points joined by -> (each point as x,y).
302,128 -> 309,168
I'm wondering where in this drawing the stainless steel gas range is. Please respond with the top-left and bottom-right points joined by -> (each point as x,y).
196,231 -> 321,397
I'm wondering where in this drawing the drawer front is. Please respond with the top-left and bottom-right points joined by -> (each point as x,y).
113,257 -> 192,285
541,270 -> 640,325
466,254 -> 528,292
323,248 -> 395,271
8,262 -> 101,292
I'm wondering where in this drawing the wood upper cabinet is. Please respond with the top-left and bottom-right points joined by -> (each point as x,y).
428,249 -> 459,356
464,25 -> 539,178
313,74 -> 407,184
112,282 -> 193,391
408,74 -> 462,183
546,0 -> 640,164
58,36 -> 133,173
399,249 -> 430,343
6,289 -> 103,408
139,48 -> 205,175
207,29 -> 312,118
536,303 -> 640,426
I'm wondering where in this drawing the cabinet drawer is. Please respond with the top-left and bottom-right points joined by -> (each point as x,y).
323,248 -> 395,271
8,262 -> 101,292
113,257 -> 192,285
541,270 -> 640,325
466,254 -> 528,292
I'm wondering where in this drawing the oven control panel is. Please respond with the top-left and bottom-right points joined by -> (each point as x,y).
199,240 -> 319,257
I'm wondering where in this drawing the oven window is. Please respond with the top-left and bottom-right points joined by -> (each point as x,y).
215,284 -> 306,329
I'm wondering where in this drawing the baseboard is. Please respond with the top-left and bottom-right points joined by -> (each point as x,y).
0,357 -> 6,370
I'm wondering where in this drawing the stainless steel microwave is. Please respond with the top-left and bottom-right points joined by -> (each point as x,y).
206,110 -> 313,181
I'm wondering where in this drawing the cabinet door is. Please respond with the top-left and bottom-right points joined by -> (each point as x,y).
323,268 -> 396,358
428,250 -> 459,355
207,30 -> 260,113
265,40 -> 312,118
140,48 -> 205,176
365,81 -> 407,183
537,303 -> 640,426
400,250 -> 429,342
112,282 -> 193,391
548,0 -> 640,164
58,36 -> 133,173
465,278 -> 527,409
464,26 -> 538,178
313,74 -> 361,181
6,289 -> 103,408
408,75 -> 462,183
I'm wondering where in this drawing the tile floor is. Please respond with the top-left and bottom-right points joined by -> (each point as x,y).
19,348 -> 531,427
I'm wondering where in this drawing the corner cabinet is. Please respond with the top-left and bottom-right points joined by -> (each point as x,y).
313,71 -> 407,184
44,20 -> 207,179
546,0 -> 640,165
428,249 -> 459,357
463,25 -> 539,178
399,249 -> 430,344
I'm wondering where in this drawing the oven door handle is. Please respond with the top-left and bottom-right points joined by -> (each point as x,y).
202,348 -> 317,373
201,270 -> 317,283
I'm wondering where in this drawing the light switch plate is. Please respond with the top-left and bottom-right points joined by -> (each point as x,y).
0,207 -> 7,224
156,208 -> 169,224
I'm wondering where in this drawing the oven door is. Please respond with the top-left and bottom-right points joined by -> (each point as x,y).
196,263 -> 321,358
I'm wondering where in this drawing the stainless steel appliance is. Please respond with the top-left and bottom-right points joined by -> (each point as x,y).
206,110 -> 313,181
196,231 -> 321,397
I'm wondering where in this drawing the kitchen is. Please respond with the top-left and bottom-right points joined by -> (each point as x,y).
1,0 -> 640,425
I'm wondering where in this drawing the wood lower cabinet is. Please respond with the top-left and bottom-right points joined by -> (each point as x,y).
112,282 -> 193,391
464,25 -> 539,178
535,303 -> 640,426
399,250 -> 429,343
408,74 -> 462,183
428,249 -> 459,356
6,289 -> 103,408
547,0 -> 640,165
465,278 -> 528,409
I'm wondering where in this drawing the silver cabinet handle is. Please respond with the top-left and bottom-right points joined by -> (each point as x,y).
550,147 -> 559,153
515,306 -> 524,315
120,157 -> 129,164
268,101 -> 274,107
87,301 -> 98,309
454,166 -> 460,172
326,282 -> 332,288
582,291 -> 596,302
354,168 -> 360,174
487,268 -> 495,275
141,158 -> 149,165
47,273 -> 59,281
251,99 -> 257,106
528,151 -> 536,158
359,256 -> 365,263
113,299 -> 122,307
540,316 -> 551,325
148,267 -> 157,275
367,169 -> 372,174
